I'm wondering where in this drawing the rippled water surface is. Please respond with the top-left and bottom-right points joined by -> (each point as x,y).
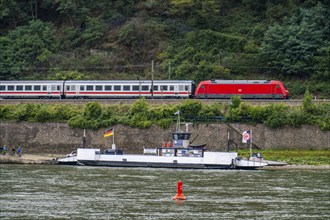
1,164 -> 329,219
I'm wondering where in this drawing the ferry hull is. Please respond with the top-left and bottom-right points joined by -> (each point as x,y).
76,149 -> 267,170
78,160 -> 232,169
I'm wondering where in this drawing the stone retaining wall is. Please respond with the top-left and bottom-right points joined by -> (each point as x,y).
0,122 -> 329,154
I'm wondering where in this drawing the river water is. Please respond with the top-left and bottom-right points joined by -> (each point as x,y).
0,164 -> 329,220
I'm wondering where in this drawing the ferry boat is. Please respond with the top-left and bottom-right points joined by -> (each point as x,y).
75,147 -> 267,169
58,113 -> 268,169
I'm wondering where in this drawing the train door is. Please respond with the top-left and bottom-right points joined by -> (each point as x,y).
50,84 -> 61,99
184,84 -> 190,98
65,84 -> 77,99
197,84 -> 207,98
274,84 -> 282,98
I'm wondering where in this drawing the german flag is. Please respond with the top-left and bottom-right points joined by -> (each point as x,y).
104,128 -> 113,137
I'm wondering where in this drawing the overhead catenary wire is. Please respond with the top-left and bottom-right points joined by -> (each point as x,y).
0,64 -> 328,71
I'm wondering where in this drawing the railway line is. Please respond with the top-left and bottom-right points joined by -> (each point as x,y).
1,98 -> 328,106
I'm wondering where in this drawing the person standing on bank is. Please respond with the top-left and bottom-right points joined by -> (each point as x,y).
2,145 -> 7,155
11,147 -> 16,156
17,146 -> 22,157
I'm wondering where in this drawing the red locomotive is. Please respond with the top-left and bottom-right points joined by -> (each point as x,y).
194,80 -> 289,99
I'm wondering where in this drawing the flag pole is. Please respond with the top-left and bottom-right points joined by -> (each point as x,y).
82,129 -> 86,148
112,128 -> 116,149
249,129 -> 253,158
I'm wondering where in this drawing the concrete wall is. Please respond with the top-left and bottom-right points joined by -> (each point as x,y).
0,122 -> 329,154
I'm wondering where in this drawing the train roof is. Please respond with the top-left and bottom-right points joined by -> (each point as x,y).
0,80 -> 64,84
65,80 -> 194,84
0,80 -> 194,84
202,80 -> 279,84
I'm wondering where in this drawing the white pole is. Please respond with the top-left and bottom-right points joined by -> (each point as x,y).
151,60 -> 154,99
249,129 -> 253,158
168,61 -> 171,80
112,128 -> 116,149
177,111 -> 180,131
83,129 -> 86,148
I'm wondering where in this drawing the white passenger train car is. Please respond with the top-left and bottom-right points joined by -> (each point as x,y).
0,81 -> 64,99
0,80 -> 195,99
64,80 -> 194,99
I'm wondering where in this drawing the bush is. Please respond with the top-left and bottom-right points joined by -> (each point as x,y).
180,100 -> 202,117
0,105 -> 14,119
264,104 -> 288,128
84,102 -> 102,119
286,107 -> 307,128
230,96 -> 241,109
35,107 -> 54,122
0,99 -> 329,130
246,105 -> 269,123
15,104 -> 40,122
53,105 -> 80,121
156,118 -> 173,129
128,98 -> 149,117
302,89 -> 313,113
68,115 -> 101,130
198,103 -> 224,117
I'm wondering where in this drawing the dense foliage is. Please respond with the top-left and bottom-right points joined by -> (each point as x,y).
0,1 -> 329,97
0,95 -> 329,131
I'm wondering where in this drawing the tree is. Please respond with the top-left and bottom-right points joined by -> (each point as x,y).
81,17 -> 107,47
170,0 -> 220,28
160,29 -> 243,81
259,3 -> 329,78
0,0 -> 30,29
49,0 -> 90,26
0,20 -> 58,79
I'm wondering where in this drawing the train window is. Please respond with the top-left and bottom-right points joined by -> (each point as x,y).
160,85 -> 167,91
179,85 -> 183,91
8,86 -> 14,91
114,85 -> 121,91
57,86 -> 60,91
153,85 -> 158,91
142,85 -> 149,91
34,85 -> 41,91
170,85 -> 174,91
105,85 -> 111,91
51,85 -> 56,91
132,85 -> 139,91
42,85 -> 47,91
70,85 -> 76,91
25,85 -> 32,91
87,85 -> 94,91
185,86 -> 189,91
95,85 -> 103,91
16,86 -> 23,91
66,86 -> 70,91
0,85 -> 5,90
123,85 -> 130,91
80,85 -> 85,91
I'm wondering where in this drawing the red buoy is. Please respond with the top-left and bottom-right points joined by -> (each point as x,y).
172,180 -> 187,200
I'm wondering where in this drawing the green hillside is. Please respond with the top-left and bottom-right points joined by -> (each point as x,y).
1,0 -> 329,98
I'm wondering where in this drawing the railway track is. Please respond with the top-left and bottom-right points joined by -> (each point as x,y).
1,98 -> 329,105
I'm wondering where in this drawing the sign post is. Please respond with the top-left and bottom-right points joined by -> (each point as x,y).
242,130 -> 252,157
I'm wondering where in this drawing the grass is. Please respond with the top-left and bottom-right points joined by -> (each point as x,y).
237,149 -> 330,166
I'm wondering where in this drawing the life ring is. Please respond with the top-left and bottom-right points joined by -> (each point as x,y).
166,141 -> 172,148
